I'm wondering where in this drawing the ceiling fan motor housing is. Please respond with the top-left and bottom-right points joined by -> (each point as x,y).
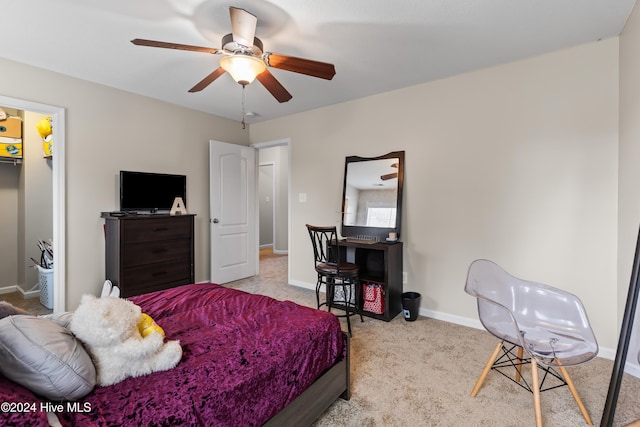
221,33 -> 263,57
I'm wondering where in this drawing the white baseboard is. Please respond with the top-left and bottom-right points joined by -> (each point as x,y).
0,285 -> 18,295
20,289 -> 40,299
259,244 -> 287,255
17,282 -> 41,299
0,284 -> 40,299
625,361 -> 640,378
290,280 -> 315,291
420,306 -> 621,362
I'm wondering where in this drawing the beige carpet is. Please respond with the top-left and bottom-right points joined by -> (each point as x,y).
229,253 -> 640,427
2,291 -> 52,315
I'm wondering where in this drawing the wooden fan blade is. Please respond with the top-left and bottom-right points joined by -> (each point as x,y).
229,7 -> 257,47
188,68 -> 227,93
131,38 -> 220,54
266,53 -> 336,80
380,172 -> 398,181
256,69 -> 292,103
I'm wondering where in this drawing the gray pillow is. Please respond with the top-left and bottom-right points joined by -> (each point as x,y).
0,315 -> 96,400
41,311 -> 74,329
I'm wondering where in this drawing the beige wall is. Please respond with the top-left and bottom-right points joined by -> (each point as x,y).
0,57 -> 249,310
251,39 -> 620,350
619,3 -> 640,370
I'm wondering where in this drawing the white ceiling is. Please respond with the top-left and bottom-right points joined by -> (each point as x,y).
2,0 -> 635,124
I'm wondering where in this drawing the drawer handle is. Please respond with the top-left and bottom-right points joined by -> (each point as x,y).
151,248 -> 168,254
152,227 -> 169,232
151,271 -> 167,277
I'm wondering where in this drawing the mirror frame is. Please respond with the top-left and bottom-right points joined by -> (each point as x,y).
601,227 -> 640,425
341,150 -> 405,240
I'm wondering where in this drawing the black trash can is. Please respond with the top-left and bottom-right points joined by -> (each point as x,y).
402,292 -> 421,321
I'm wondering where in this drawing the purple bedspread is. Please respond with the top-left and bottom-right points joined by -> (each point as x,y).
0,380 -> 50,426
0,283 -> 344,427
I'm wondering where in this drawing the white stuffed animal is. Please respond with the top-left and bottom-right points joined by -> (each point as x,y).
69,294 -> 182,386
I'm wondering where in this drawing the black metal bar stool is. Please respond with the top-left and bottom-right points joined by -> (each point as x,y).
306,224 -> 363,336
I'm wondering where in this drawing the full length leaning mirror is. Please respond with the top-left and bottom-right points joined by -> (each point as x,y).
341,151 -> 405,240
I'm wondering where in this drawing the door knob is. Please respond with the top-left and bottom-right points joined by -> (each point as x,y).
212,218 -> 219,223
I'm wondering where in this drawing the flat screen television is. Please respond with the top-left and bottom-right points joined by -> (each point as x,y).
120,171 -> 186,213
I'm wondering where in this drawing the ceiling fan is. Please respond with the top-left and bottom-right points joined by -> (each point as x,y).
380,162 -> 399,181
131,6 -> 336,103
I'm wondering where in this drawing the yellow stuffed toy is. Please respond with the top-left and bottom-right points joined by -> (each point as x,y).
138,313 -> 165,338
36,116 -> 53,157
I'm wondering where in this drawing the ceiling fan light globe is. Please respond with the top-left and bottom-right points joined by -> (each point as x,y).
220,55 -> 266,86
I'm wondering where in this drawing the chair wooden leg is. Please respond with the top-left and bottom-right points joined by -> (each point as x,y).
516,346 -> 524,382
531,359 -> 543,427
558,366 -> 593,425
471,342 -> 503,397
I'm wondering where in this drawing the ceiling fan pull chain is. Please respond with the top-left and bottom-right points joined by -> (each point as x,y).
241,84 -> 246,129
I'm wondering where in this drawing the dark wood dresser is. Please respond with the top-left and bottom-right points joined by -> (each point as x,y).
101,213 -> 195,297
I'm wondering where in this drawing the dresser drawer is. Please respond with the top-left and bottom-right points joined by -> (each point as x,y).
122,216 -> 192,243
120,259 -> 192,296
122,239 -> 191,268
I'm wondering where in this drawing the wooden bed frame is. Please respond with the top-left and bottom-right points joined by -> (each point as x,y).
265,332 -> 350,426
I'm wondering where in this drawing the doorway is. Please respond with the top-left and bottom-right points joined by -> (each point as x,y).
253,139 -> 290,276
0,95 -> 65,312
259,163 -> 275,255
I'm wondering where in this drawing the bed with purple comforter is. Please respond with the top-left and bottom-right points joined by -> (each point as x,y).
0,283 -> 347,427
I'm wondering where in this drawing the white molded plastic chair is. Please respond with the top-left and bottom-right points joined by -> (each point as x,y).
465,259 -> 598,427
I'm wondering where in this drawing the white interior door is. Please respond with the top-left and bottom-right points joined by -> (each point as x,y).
209,140 -> 257,283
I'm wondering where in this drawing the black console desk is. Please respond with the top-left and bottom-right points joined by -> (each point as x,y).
337,239 -> 403,321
